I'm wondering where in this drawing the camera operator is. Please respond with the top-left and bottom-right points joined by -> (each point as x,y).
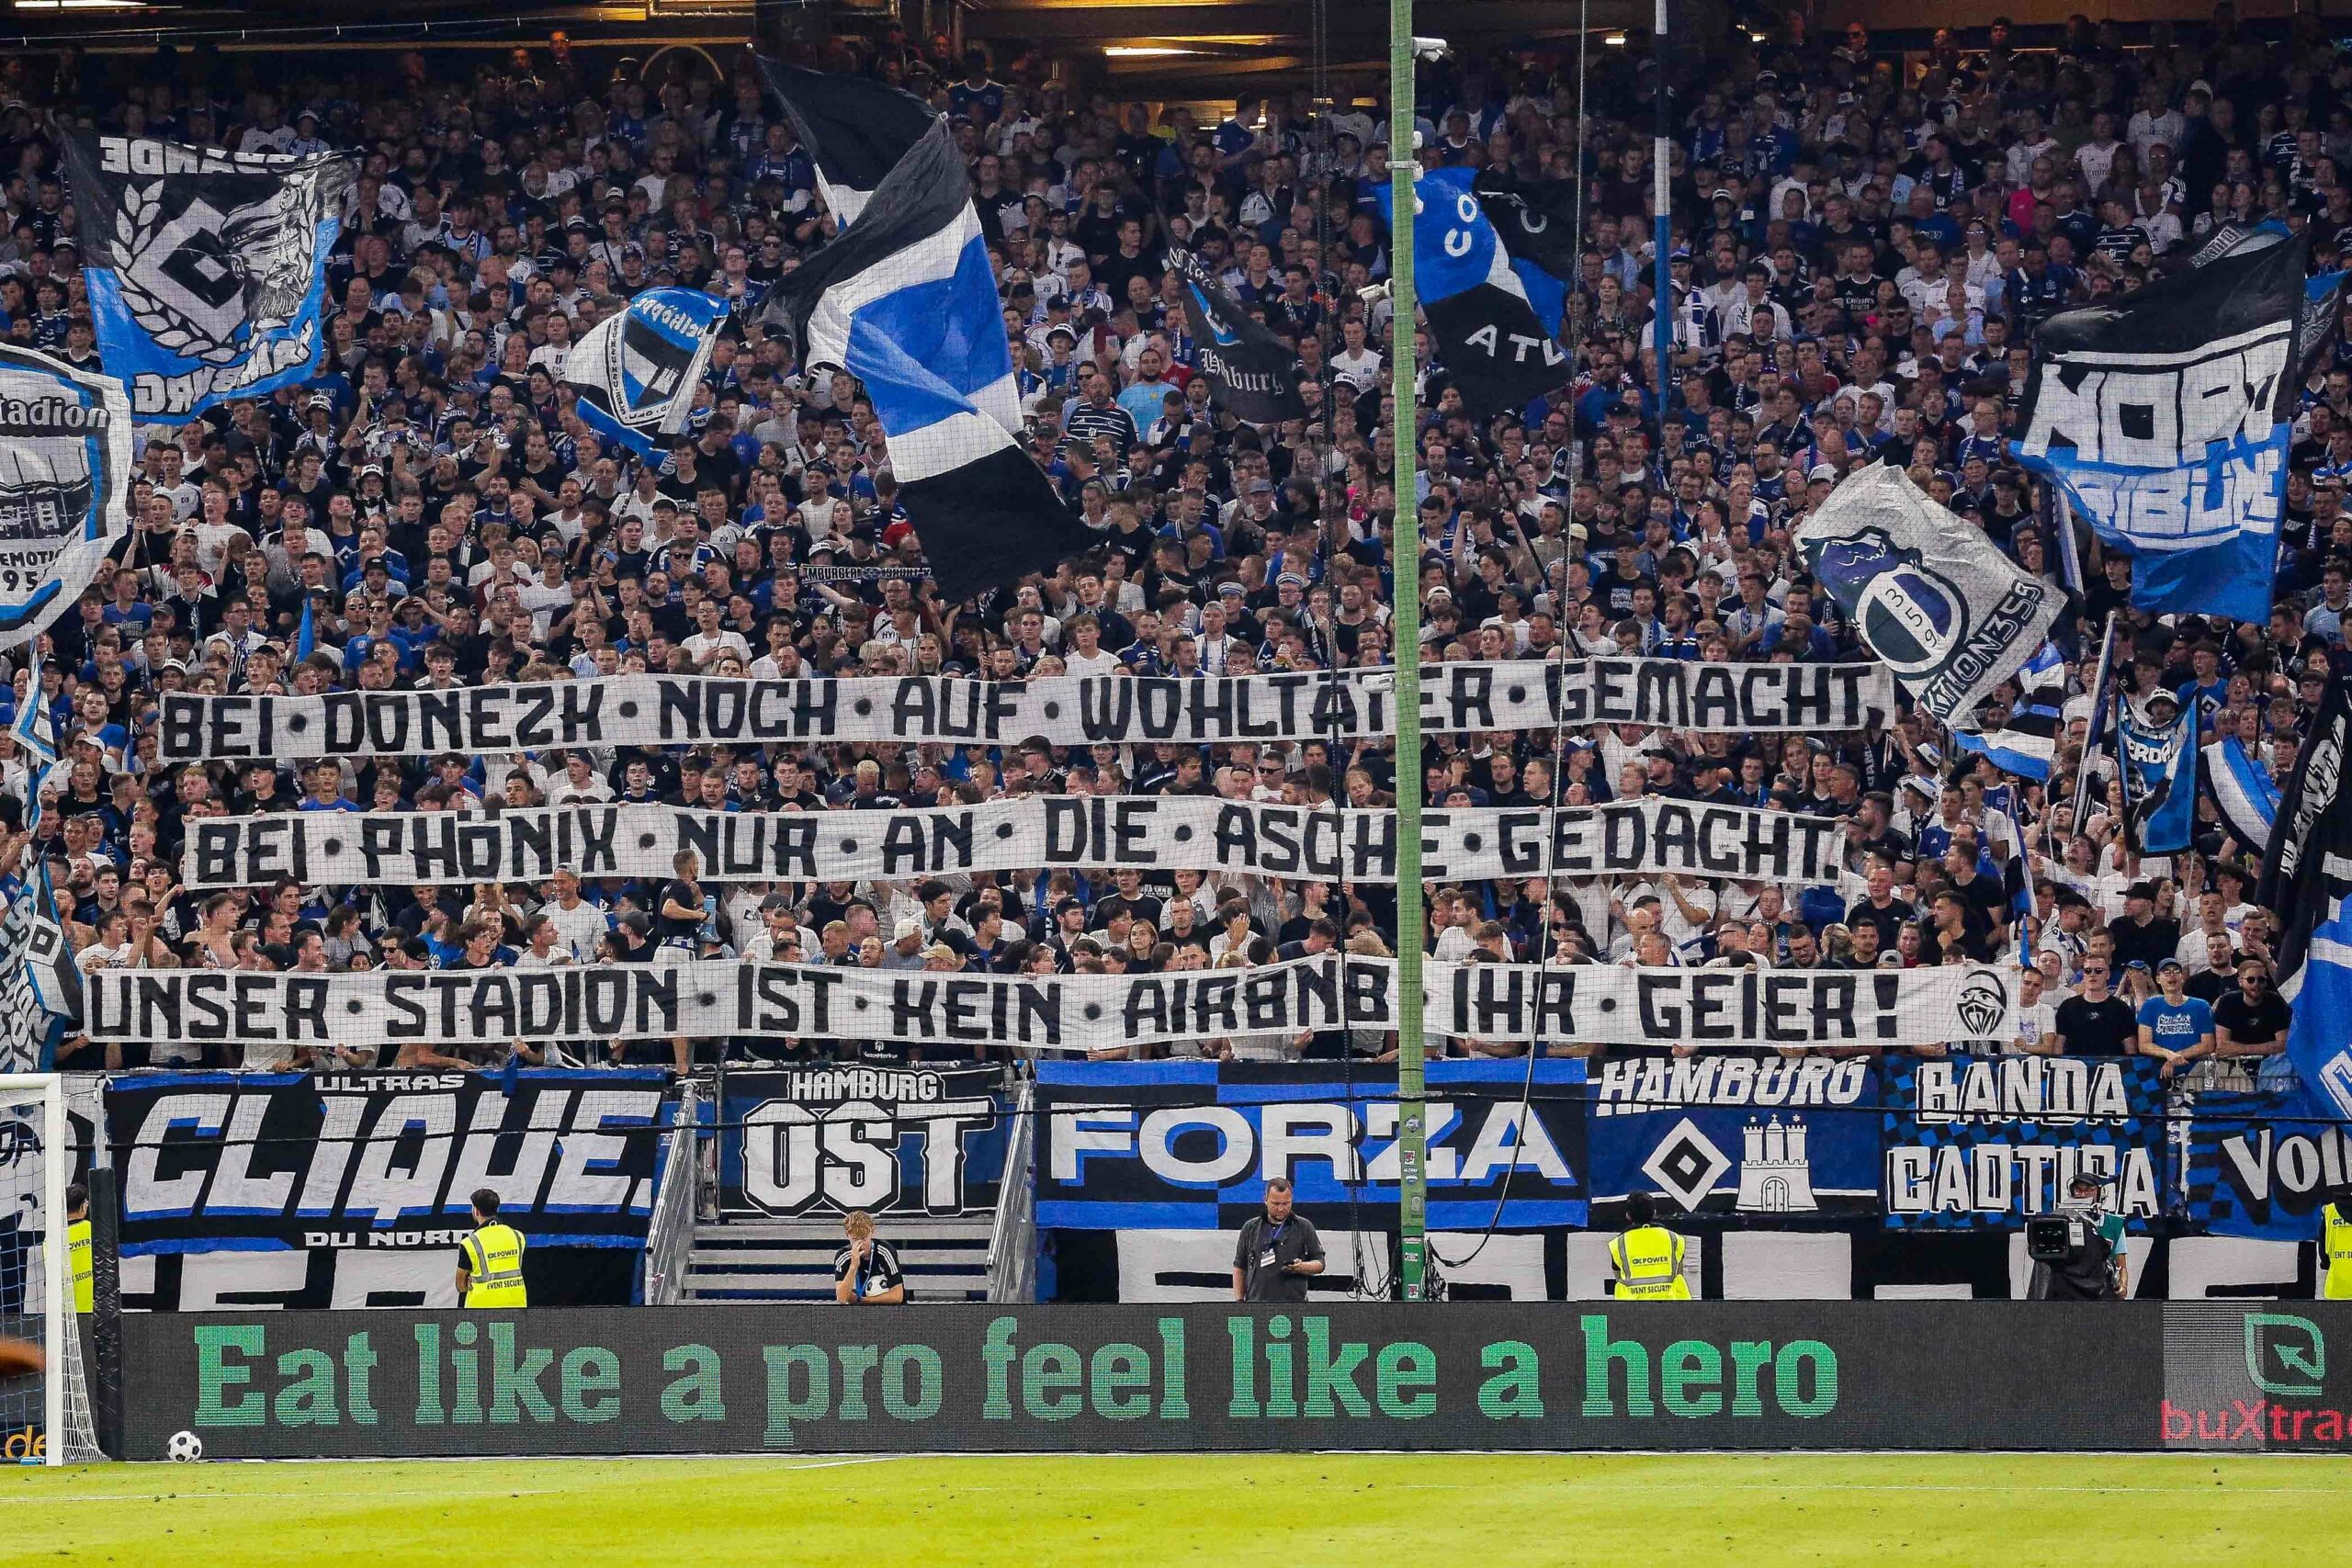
2028,1168 -> 2128,1301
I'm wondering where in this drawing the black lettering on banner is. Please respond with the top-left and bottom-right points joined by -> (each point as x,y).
181,798 -> 1852,888
155,664 -> 1898,759
86,959 -> 1999,1050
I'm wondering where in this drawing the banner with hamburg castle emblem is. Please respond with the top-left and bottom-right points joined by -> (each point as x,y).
64,134 -> 353,422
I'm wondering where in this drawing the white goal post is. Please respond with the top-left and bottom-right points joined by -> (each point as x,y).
0,1073 -> 103,1464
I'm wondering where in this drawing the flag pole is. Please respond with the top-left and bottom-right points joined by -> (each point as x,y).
1651,0 -> 1671,438
1387,5 -> 1429,1302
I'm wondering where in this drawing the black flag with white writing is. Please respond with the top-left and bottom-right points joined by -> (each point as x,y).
1168,244 -> 1302,424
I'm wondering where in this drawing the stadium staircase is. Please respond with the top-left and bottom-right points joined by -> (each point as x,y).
680,1220 -> 997,1302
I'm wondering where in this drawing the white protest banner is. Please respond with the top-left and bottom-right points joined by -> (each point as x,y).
86,956 -> 2011,1053
157,660 -> 1897,761
183,796 -> 1853,889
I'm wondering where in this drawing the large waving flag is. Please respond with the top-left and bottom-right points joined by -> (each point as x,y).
1375,169 -> 1569,419
1952,640 -> 2064,781
2260,657 -> 2352,1119
62,133 -> 352,422
760,61 -> 1097,604
1797,465 -> 2061,727
564,288 -> 729,461
2200,730 -> 2279,858
2011,231 -> 2307,622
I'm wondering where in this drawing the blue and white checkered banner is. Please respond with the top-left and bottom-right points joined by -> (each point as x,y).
562,288 -> 729,460
2180,1089 -> 2347,1241
2012,231 -> 2308,623
1881,1056 -> 2166,1229
1034,1059 -> 1588,1231
1584,1056 -> 1880,1225
63,134 -> 352,422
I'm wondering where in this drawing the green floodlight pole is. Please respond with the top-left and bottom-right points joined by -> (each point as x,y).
1387,9 -> 1429,1303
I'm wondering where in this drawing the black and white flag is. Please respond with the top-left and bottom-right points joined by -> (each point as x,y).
1798,464 -> 2061,726
2256,657 -> 2352,1119
63,133 -> 352,421
1471,174 -> 1583,287
759,62 -> 1097,604
0,344 -> 135,652
1168,243 -> 1301,423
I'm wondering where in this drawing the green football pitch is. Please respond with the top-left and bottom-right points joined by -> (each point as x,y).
2,1451 -> 2343,1566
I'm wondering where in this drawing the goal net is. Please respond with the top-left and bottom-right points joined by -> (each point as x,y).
0,1075 -> 102,1464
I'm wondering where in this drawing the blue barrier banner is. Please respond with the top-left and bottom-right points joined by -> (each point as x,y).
2180,1089 -> 2351,1240
1881,1056 -> 2167,1229
718,1063 -> 1010,1219
1584,1056 -> 1880,1225
1034,1059 -> 1587,1231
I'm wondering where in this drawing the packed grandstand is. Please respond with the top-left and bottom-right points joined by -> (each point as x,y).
6,12 -> 2331,1092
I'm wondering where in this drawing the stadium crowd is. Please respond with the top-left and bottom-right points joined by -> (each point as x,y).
0,10 -> 2329,1081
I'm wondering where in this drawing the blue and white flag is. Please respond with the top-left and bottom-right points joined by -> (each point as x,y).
2201,730 -> 2279,858
2117,694 -> 2199,855
2011,232 -> 2306,623
9,653 -> 58,773
1797,464 -> 2062,726
1375,168 -> 1569,419
62,133 -> 352,422
761,62 -> 1098,604
0,344 -> 136,654
23,857 -> 80,1032
1953,639 -> 2064,780
562,288 -> 729,462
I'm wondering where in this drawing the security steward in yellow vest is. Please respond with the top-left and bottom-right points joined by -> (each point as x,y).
2324,1191 -> 2352,1301
1610,1191 -> 1692,1300
455,1189 -> 528,1308
64,1183 -> 91,1314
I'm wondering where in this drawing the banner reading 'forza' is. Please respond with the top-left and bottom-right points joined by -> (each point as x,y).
156,660 -> 1897,761
85,957 -> 2011,1054
183,796 -> 1853,889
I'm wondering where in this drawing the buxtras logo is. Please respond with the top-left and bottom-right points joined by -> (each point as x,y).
2163,1313 -> 2352,1447
1810,527 -> 1971,679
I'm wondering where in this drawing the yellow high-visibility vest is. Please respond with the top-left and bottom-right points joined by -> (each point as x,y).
2324,1203 -> 2352,1301
66,1218 -> 91,1314
461,1223 -> 528,1308
1610,1224 -> 1691,1300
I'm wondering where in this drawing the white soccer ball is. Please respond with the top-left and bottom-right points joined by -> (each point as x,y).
166,1430 -> 203,1462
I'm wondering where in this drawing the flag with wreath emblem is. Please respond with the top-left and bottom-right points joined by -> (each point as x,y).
62,132 -> 352,422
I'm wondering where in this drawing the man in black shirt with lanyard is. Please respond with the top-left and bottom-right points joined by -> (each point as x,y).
1231,1178 -> 1327,1302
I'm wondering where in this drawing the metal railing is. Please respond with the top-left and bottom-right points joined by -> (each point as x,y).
641,1079 -> 703,1306
984,1077 -> 1037,1303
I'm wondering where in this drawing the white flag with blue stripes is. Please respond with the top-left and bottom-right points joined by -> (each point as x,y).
1952,640 -> 2064,781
